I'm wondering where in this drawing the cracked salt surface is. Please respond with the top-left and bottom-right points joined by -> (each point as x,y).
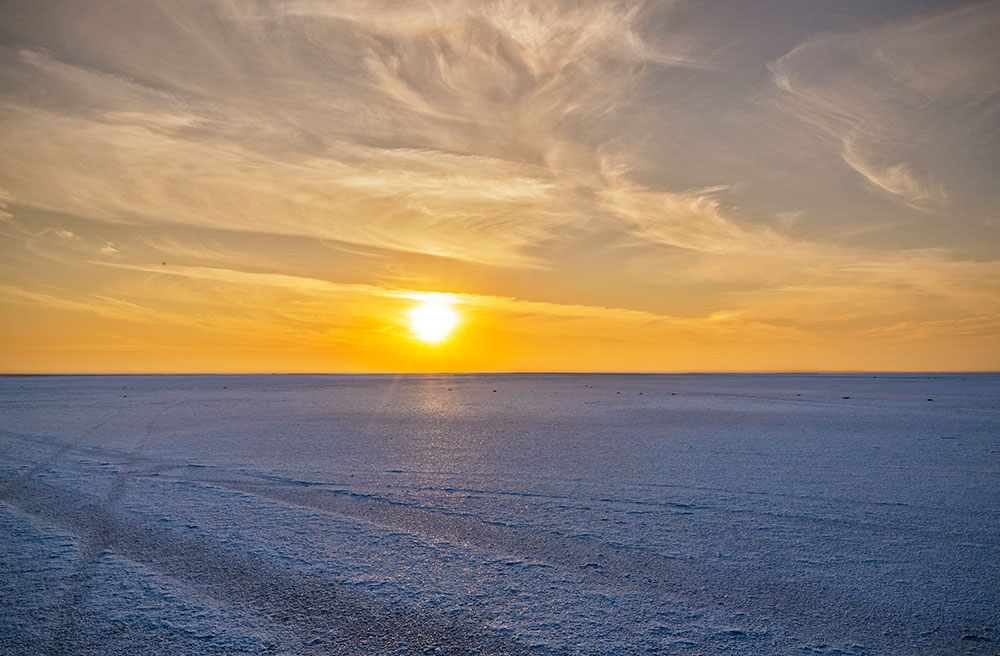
1,373 -> 998,654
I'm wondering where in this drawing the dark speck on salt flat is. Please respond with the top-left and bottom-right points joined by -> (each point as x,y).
961,634 -> 991,642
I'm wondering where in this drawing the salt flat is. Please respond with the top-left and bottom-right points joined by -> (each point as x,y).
1,373 -> 997,654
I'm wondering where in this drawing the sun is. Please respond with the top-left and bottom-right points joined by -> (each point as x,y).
409,294 -> 459,344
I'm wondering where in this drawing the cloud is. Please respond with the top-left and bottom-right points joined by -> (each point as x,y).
105,255 -> 1000,342
98,261 -> 684,326
0,188 -> 12,222
86,261 -> 803,349
596,179 -> 783,254
840,139 -> 945,207
0,283 -> 195,327
0,101 -> 567,267
1,1 -> 998,371
768,1 -> 1000,211
0,1 -> 710,268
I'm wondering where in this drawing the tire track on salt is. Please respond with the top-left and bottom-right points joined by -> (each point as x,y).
0,477 -> 569,656
213,478 -> 922,653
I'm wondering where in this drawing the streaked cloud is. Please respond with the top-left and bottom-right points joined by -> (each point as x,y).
0,188 -> 12,222
597,179 -> 782,254
769,0 -> 999,211
0,0 -> 997,371
0,1 -> 708,268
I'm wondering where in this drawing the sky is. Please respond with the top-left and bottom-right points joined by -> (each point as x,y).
1,0 -> 998,373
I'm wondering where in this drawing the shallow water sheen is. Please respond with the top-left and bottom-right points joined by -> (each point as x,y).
1,373 -> 998,654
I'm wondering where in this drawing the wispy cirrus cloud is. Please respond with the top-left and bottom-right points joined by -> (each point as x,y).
1,0 -> 998,371
768,1 -> 1000,212
0,187 -> 13,222
596,179 -> 782,255
0,1 -> 708,268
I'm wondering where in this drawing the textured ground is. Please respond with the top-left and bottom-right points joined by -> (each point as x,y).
1,373 -> 998,654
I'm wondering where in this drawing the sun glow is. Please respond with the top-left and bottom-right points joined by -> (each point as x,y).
409,294 -> 459,344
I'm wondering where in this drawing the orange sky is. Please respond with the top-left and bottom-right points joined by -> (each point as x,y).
1,1 -> 998,373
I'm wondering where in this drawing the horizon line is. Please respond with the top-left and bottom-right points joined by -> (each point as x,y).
2,371 -> 998,377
